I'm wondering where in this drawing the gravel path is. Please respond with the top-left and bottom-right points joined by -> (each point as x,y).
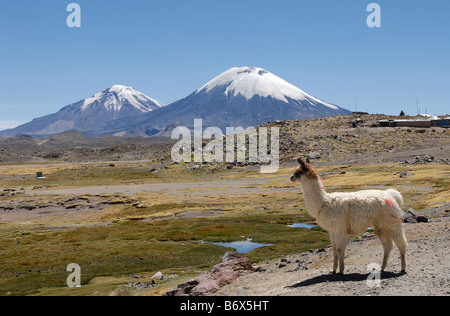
216,207 -> 450,296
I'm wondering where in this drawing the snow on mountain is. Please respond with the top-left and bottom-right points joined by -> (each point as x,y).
82,85 -> 164,113
0,85 -> 164,137
198,67 -> 339,110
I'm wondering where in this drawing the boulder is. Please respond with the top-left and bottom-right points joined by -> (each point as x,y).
307,152 -> 321,160
151,271 -> 164,280
163,252 -> 254,296
222,251 -> 240,263
404,209 -> 429,224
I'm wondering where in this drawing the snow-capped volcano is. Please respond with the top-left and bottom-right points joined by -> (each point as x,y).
99,67 -> 351,136
197,67 -> 339,110
81,85 -> 164,113
0,85 -> 164,137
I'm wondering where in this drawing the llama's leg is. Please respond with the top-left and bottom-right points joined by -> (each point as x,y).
392,227 -> 407,273
334,234 -> 348,275
330,234 -> 339,274
378,230 -> 393,272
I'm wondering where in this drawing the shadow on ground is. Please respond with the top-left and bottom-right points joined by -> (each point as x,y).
287,271 -> 405,288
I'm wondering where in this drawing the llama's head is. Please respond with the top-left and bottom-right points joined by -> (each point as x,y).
291,157 -> 319,182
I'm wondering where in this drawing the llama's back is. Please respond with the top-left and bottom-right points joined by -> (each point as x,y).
318,189 -> 404,236
326,188 -> 405,220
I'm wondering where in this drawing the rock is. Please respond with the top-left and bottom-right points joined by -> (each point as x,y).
404,209 -> 429,224
129,281 -> 155,289
417,215 -> 429,223
307,152 -> 321,160
222,251 -> 240,263
65,203 -> 83,209
404,209 -> 418,223
237,289 -> 247,296
297,258 -> 309,271
399,171 -> 415,178
163,252 -> 254,296
190,279 -> 221,296
404,214 -> 418,224
151,271 -> 164,280
164,280 -> 199,296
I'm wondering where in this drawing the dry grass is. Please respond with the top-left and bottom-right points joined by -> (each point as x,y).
0,161 -> 448,296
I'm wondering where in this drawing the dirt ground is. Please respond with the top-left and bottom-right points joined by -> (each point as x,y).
216,205 -> 450,296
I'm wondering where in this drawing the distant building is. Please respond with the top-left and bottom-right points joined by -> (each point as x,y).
36,172 -> 46,180
395,120 -> 432,128
352,112 -> 369,115
378,119 -> 449,128
432,119 -> 449,128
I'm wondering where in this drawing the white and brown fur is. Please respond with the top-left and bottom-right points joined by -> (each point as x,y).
291,157 -> 407,275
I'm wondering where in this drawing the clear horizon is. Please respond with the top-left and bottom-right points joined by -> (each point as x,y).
1,0 -> 449,130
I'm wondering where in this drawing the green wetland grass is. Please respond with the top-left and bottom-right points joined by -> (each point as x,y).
0,213 -> 328,296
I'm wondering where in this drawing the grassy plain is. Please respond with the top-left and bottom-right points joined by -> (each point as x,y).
0,161 -> 448,296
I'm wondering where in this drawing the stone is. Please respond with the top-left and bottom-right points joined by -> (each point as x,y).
307,152 -> 321,160
163,252 -> 254,296
416,215 -> 429,223
151,271 -> 164,280
222,251 -> 240,263
128,274 -> 140,279
399,171 -> 415,178
237,289 -> 247,296
163,280 -> 200,296
404,209 -> 429,224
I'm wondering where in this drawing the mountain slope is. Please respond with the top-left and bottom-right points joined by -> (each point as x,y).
0,85 -> 164,137
100,67 -> 351,136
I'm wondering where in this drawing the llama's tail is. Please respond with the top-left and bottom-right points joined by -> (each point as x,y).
387,189 -> 404,209
385,189 -> 405,220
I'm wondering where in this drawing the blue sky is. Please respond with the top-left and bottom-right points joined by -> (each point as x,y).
0,0 -> 449,129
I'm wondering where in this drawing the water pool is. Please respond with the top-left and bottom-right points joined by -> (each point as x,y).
203,239 -> 273,254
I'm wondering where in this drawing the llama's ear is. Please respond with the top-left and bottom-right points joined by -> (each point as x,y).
306,157 -> 311,164
297,157 -> 308,169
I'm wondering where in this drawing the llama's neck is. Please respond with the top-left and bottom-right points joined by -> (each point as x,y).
300,177 -> 328,217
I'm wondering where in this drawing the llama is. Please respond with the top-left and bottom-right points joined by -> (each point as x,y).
291,157 -> 407,275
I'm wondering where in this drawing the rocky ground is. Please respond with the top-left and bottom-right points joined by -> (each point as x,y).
1,114 -> 449,168
215,204 -> 450,296
0,131 -> 174,163
268,114 -> 450,166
